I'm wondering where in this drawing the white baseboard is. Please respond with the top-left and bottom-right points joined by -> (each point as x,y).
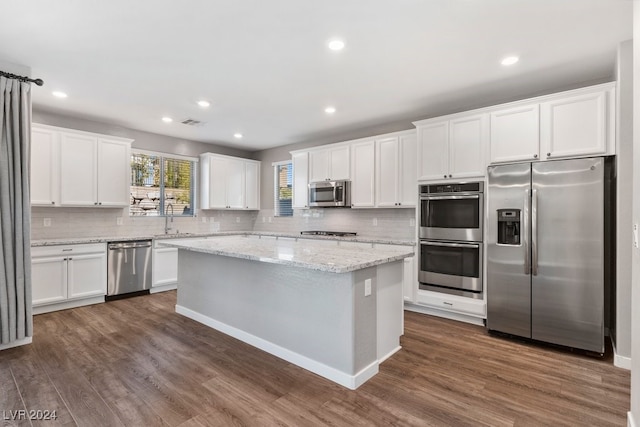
149,283 -> 177,294
379,345 -> 402,364
629,411 -> 637,427
176,305 -> 379,390
404,303 -> 485,326
33,296 -> 105,315
0,336 -> 32,351
611,340 -> 632,370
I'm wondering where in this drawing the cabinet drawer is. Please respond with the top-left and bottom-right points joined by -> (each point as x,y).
416,290 -> 486,317
32,243 -> 106,258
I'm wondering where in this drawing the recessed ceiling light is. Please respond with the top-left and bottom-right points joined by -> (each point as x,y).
328,40 -> 345,51
162,117 -> 173,123
501,56 -> 519,66
234,133 -> 243,139
52,91 -> 67,98
197,100 -> 210,108
325,106 -> 336,114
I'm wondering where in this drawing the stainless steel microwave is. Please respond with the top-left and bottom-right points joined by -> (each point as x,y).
308,180 -> 351,208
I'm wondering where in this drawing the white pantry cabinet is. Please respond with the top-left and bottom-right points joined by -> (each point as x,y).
308,144 -> 350,182
376,131 -> 417,207
350,139 -> 375,207
415,113 -> 488,181
489,83 -> 615,164
31,243 -> 107,314
291,151 -> 309,209
31,124 -> 132,207
200,153 -> 261,210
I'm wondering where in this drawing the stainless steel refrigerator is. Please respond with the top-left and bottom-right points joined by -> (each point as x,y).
487,157 -> 613,354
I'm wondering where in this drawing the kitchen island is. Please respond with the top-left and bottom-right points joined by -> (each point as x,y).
160,235 -> 414,389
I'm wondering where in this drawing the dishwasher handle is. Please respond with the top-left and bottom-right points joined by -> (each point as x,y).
108,241 -> 152,250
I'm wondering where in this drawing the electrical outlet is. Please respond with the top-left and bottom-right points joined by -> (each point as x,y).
268,217 -> 272,223
43,218 -> 51,227
210,222 -> 220,232
373,218 -> 378,226
236,217 -> 240,223
409,218 -> 415,227
262,216 -> 266,223
202,217 -> 207,223
364,279 -> 372,296
116,217 -> 123,225
634,224 -> 639,248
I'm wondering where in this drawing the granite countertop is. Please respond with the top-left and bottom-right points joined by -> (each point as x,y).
31,231 -> 415,247
159,235 -> 414,273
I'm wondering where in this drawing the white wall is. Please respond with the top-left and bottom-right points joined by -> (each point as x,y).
630,1 -> 640,424
615,40 -> 633,366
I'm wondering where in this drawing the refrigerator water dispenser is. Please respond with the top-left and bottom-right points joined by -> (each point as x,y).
497,209 -> 521,245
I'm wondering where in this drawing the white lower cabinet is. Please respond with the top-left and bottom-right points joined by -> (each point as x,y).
152,240 -> 179,292
31,243 -> 107,314
403,256 -> 415,303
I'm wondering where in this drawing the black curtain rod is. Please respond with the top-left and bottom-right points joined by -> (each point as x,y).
0,70 -> 43,86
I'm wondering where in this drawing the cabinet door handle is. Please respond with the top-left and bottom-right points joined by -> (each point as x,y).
51,201 -> 55,205
94,202 -> 98,205
398,202 -> 401,206
99,202 -> 102,205
533,154 -> 538,159
448,174 -> 452,178
443,175 -> 447,179
547,152 -> 551,157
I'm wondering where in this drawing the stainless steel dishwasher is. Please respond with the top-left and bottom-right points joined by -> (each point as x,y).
107,240 -> 152,300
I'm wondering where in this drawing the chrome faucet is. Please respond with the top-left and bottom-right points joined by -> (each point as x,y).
165,203 -> 174,234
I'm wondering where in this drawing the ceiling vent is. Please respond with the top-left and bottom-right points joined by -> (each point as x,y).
180,118 -> 205,127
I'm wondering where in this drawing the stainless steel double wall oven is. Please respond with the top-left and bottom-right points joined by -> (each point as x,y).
419,182 -> 484,298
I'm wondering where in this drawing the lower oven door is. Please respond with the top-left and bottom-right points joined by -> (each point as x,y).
418,240 -> 483,293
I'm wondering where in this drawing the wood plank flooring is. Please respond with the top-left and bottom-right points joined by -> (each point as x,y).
0,291 -> 630,426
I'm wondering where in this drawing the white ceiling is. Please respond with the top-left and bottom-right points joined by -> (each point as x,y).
0,0 -> 632,151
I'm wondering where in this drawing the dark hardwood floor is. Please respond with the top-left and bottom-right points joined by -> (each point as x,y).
0,291 -> 630,426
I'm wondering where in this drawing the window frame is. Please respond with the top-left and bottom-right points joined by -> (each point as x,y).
130,149 -> 198,217
273,160 -> 293,217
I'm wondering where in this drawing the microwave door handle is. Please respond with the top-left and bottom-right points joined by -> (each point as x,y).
421,241 -> 480,249
333,183 -> 338,204
424,194 -> 480,201
523,189 -> 531,275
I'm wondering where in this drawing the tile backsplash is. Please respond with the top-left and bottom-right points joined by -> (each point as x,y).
252,208 -> 417,241
31,206 -> 417,242
31,207 -> 258,240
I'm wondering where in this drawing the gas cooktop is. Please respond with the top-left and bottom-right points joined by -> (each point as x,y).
300,231 -> 357,237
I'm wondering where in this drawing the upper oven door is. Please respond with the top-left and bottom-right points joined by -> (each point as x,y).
420,192 -> 483,241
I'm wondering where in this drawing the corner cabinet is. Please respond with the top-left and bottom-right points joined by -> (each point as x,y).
31,243 -> 107,314
489,83 -> 615,164
200,153 -> 260,210
415,114 -> 488,181
31,124 -> 132,207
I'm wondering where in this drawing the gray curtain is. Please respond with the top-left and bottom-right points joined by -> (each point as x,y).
0,76 -> 32,345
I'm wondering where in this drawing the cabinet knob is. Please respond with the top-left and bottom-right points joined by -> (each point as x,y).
533,154 -> 538,159
547,152 -> 551,157
99,202 -> 102,206
443,175 -> 447,179
398,202 -> 401,206
448,174 -> 452,178
51,201 -> 55,205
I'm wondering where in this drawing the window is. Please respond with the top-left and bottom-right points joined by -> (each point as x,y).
130,151 -> 196,216
274,161 -> 293,217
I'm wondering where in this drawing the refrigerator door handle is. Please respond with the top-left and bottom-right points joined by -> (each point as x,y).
531,188 -> 538,276
523,189 -> 531,275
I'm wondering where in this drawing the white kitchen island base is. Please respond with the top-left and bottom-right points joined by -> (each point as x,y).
173,248 -> 405,389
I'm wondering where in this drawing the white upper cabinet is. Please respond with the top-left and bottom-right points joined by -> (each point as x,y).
31,127 -> 60,206
309,144 -> 350,182
416,114 -> 487,181
488,83 -> 615,164
244,161 -> 260,210
376,131 -> 417,207
490,104 -> 540,163
291,151 -> 309,209
350,139 -> 375,207
97,138 -> 131,206
200,153 -> 260,210
540,89 -> 608,159
32,124 -> 132,207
